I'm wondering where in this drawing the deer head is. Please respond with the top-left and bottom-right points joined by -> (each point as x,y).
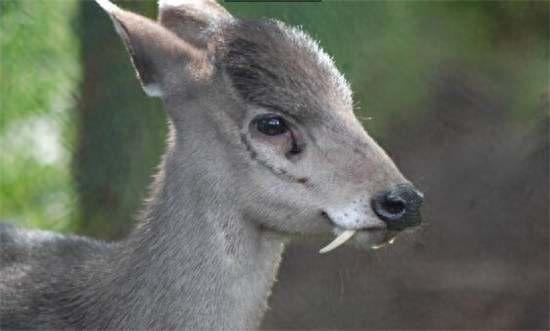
96,0 -> 423,253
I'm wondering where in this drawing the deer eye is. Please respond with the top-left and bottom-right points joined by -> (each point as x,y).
253,114 -> 288,136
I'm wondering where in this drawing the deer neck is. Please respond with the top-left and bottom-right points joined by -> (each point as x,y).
102,135 -> 287,329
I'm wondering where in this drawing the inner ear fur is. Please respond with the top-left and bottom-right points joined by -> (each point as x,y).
96,0 -> 209,97
158,0 -> 234,49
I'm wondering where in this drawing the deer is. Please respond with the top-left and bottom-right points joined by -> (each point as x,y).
0,0 -> 424,329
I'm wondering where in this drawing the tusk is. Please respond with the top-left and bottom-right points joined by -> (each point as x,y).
319,230 -> 356,254
371,236 -> 396,250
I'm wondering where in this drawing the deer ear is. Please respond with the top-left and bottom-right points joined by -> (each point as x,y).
158,0 -> 234,49
96,0 -> 207,98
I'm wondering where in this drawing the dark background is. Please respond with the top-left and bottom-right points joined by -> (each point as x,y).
2,0 -> 548,328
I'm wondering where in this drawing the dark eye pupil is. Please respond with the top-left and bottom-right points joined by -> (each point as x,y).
256,116 -> 288,136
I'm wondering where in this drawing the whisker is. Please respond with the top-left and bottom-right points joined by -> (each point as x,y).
357,115 -> 373,122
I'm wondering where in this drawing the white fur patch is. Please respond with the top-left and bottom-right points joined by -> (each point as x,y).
143,83 -> 163,97
326,204 -> 365,229
159,0 -> 199,9
325,198 -> 385,230
95,0 -> 121,13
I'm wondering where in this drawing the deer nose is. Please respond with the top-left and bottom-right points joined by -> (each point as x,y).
371,183 -> 423,230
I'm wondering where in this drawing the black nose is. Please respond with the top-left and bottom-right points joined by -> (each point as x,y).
371,184 -> 424,230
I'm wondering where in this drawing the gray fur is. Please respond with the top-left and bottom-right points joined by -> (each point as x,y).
222,20 -> 352,122
0,0 -> 415,329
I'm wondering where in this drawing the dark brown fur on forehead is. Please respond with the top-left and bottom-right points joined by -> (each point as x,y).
221,19 -> 352,120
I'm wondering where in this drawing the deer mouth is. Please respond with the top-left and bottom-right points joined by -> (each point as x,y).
319,227 -> 396,254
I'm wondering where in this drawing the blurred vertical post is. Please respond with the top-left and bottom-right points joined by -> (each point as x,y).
74,1 -> 165,239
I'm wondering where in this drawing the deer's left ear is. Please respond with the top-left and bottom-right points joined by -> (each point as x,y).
96,0 -> 208,98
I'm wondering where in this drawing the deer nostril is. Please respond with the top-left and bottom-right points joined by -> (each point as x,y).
372,194 -> 407,221
383,196 -> 407,215
371,183 -> 423,230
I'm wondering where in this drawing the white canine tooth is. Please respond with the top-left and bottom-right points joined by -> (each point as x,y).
319,230 -> 356,254
371,237 -> 396,250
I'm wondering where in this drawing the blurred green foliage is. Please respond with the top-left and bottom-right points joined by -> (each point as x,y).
1,0 -> 79,232
0,0 -> 78,128
0,0 -> 547,236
